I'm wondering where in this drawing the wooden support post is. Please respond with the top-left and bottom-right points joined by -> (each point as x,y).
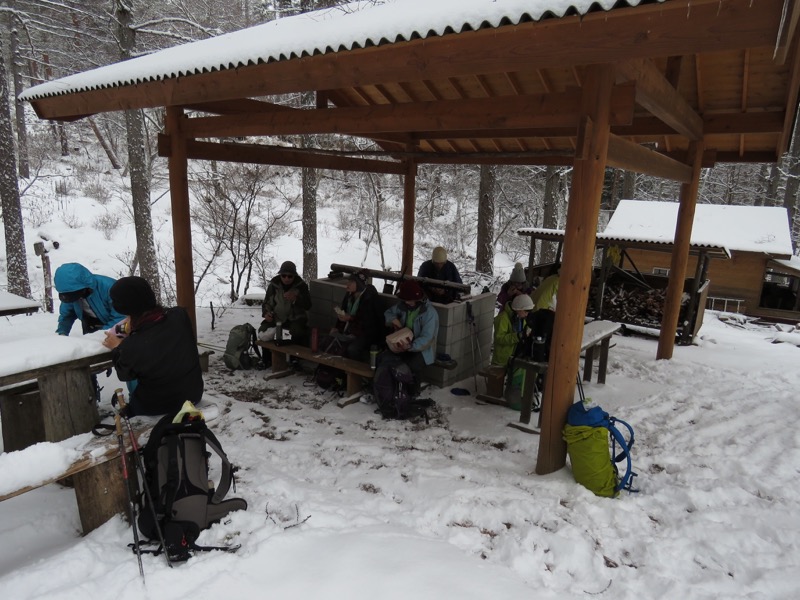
535,65 -> 615,476
401,153 -> 417,275
39,367 -> 98,443
657,140 -> 705,359
166,106 -> 198,334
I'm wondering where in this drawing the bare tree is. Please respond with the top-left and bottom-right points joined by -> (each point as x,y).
475,164 -> 495,274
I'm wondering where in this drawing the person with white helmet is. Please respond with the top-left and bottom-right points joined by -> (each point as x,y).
492,293 -> 534,368
417,246 -> 463,304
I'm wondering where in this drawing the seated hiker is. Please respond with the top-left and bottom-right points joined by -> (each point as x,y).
325,270 -> 384,362
102,276 -> 203,418
496,262 -> 533,311
259,260 -> 312,346
380,280 -> 439,394
54,262 -> 125,335
417,246 -> 463,304
492,294 -> 536,408
529,266 -> 559,361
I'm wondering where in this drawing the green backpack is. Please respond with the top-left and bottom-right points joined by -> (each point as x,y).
563,400 -> 637,498
222,323 -> 262,370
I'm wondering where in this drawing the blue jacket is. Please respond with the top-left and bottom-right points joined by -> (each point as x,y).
384,298 -> 439,365
54,263 -> 125,335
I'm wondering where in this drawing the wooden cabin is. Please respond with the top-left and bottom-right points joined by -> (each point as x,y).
604,200 -> 796,321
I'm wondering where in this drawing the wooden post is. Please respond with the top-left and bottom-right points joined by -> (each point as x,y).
657,140 -> 704,359
401,153 -> 417,275
38,367 -> 98,443
166,106 -> 197,334
535,65 -> 615,476
73,455 -> 134,534
33,241 -> 53,313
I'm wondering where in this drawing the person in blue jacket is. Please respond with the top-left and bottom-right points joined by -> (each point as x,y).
382,280 -> 439,393
54,263 -> 125,336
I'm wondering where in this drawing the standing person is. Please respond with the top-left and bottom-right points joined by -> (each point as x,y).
54,262 -> 125,335
496,262 -> 533,310
102,276 -> 203,418
329,270 -> 385,362
417,246 -> 463,304
260,260 -> 312,346
382,280 -> 439,393
529,267 -> 559,360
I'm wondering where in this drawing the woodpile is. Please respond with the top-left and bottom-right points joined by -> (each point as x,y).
588,284 -> 688,329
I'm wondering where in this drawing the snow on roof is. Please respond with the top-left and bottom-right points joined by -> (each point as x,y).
769,254 -> 800,275
19,0 -> 654,101
603,200 -> 794,257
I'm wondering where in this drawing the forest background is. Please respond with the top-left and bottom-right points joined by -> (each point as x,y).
2,0 -> 800,305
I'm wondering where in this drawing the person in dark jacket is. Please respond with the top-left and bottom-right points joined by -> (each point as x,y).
54,263 -> 125,335
260,260 -> 313,346
102,276 -> 203,417
330,270 -> 385,362
417,246 -> 462,304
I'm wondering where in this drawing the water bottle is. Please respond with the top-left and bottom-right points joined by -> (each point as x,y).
532,336 -> 546,362
370,345 -> 378,369
275,321 -> 283,342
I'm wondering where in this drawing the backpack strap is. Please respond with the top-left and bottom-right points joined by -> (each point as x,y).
608,417 -> 637,492
249,324 -> 263,363
202,428 -> 235,504
161,433 -> 182,517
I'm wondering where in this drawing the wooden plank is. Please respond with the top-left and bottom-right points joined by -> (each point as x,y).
157,136 -> 406,175
617,58 -> 704,140
0,355 -> 111,388
73,454 -> 134,535
256,341 -> 375,379
38,367 -> 98,443
607,134 -> 693,182
182,86 -> 636,139
0,389 -> 45,452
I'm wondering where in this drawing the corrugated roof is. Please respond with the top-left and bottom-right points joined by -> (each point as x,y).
604,200 -> 793,257
516,226 -> 731,258
19,0 -> 655,102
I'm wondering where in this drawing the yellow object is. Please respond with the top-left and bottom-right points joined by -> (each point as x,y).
173,400 -> 205,423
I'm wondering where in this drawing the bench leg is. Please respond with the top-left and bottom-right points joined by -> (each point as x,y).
271,350 -> 288,372
0,390 -> 45,451
597,338 -> 611,384
73,454 -> 136,535
583,346 -> 595,382
39,367 -> 99,443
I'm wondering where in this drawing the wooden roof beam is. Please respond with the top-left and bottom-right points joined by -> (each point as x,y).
607,134 -> 693,182
156,135 -> 406,174
616,58 -> 704,140
182,85 -> 635,139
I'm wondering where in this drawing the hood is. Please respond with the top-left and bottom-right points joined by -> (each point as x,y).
54,263 -> 93,293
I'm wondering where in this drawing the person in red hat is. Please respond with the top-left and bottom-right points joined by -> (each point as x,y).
380,279 -> 439,390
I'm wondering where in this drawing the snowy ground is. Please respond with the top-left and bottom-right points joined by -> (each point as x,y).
1,306 -> 799,600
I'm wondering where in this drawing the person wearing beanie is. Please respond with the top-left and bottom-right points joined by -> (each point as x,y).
379,279 -> 439,396
53,263 -> 125,336
102,276 -> 203,417
496,262 -> 533,310
260,260 -> 313,346
491,293 -> 537,409
325,270 -> 384,362
416,246 -> 463,304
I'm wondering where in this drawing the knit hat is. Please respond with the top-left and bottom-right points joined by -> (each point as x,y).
509,262 -> 526,283
397,280 -> 424,301
110,276 -> 157,316
279,261 -> 297,275
511,294 -> 534,311
432,246 -> 448,263
347,271 -> 367,292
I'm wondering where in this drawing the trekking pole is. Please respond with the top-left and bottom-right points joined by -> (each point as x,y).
465,302 -> 482,392
114,389 -> 173,569
114,407 -> 145,581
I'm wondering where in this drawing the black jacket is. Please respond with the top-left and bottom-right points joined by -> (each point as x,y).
112,307 -> 203,416
337,284 -> 385,345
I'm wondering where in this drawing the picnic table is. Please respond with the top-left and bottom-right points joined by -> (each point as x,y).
0,291 -> 39,317
0,334 -> 112,451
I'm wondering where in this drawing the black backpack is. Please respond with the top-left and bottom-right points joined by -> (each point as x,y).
223,323 -> 263,370
137,412 -> 248,560
373,355 -> 434,421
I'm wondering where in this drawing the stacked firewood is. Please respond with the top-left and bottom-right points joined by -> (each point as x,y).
588,284 -> 688,328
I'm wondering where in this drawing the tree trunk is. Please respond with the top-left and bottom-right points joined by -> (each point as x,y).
475,164 -> 495,274
10,27 -> 29,179
88,117 -> 122,170
0,32 -> 31,298
541,166 -> 561,264
622,170 -> 636,203
782,100 -> 800,245
301,158 -> 319,281
117,0 -> 161,298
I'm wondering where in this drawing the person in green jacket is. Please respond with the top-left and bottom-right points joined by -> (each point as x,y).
491,294 -> 534,367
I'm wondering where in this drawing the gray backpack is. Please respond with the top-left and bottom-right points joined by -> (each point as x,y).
223,323 -> 262,369
137,413 -> 247,560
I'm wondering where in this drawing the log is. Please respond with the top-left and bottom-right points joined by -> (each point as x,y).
329,263 -> 471,293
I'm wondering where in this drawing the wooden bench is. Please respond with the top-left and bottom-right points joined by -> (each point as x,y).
256,340 -> 375,406
580,320 -> 621,384
0,419 -> 153,535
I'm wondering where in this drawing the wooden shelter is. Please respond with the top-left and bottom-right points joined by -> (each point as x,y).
20,0 -> 800,475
